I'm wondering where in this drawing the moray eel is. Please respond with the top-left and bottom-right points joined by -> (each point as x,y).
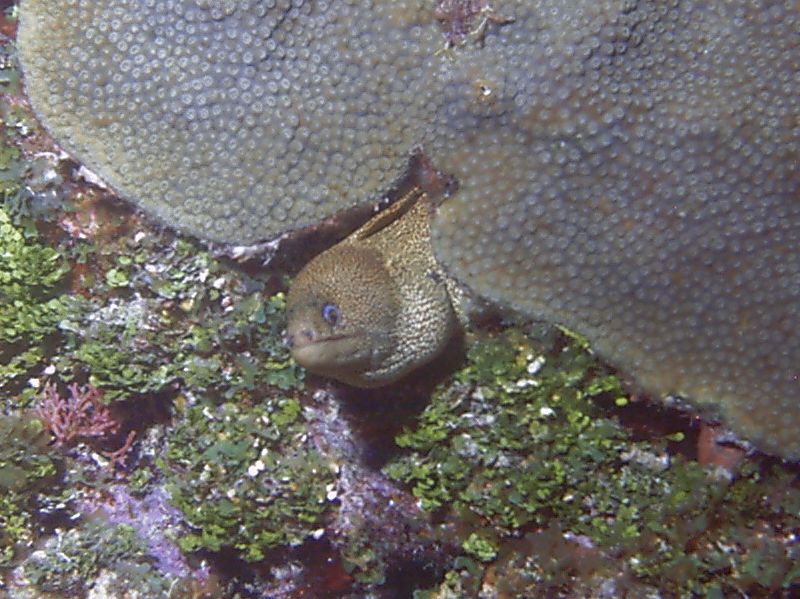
17,1 -> 800,457
287,188 -> 459,387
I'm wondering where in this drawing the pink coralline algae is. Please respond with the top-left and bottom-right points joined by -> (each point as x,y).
36,383 -> 118,447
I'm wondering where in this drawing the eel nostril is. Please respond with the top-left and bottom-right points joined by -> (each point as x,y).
282,332 -> 293,348
284,329 -> 315,349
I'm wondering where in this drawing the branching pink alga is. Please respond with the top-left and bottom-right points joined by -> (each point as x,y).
37,383 -> 119,447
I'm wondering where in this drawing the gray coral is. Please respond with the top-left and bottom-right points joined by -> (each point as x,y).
18,0 -> 445,242
427,0 -> 800,458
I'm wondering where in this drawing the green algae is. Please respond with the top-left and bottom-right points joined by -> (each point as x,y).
51,225 -> 302,404
0,128 -> 22,197
385,327 -> 635,533
22,520 -> 146,592
0,204 -> 318,583
387,326 -> 800,596
0,414 -> 61,566
461,532 -> 497,563
0,95 -> 88,402
127,465 -> 154,497
54,288 -> 302,404
19,518 -> 190,596
159,399 -> 334,562
341,531 -> 388,585
0,207 -> 76,372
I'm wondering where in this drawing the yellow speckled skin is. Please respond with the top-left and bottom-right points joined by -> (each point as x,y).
286,190 -> 458,387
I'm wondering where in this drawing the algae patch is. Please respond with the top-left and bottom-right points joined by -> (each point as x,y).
386,327 -> 800,597
0,414 -> 61,566
0,207 -> 79,389
159,399 -> 335,562
20,518 -> 187,596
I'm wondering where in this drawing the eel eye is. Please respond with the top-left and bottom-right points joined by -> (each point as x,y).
321,303 -> 340,326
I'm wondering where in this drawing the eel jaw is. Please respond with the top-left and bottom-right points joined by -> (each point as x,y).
288,326 -> 371,372
287,323 -> 395,387
290,333 -> 359,369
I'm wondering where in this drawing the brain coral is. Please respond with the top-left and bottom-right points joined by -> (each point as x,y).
17,1 -> 800,457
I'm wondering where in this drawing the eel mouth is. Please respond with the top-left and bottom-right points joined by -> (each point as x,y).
290,332 -> 351,348
289,331 -> 367,372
